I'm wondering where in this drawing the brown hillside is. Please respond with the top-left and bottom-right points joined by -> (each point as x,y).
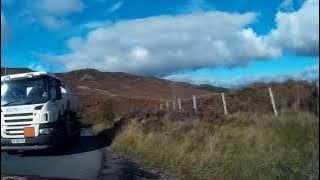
55,68 -> 212,99
1,68 -> 214,122
2,68 -> 318,124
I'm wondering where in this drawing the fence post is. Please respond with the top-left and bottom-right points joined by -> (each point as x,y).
221,93 -> 228,115
178,98 -> 182,110
160,103 -> 163,110
268,87 -> 278,116
173,100 -> 176,110
166,100 -> 169,111
192,95 -> 197,112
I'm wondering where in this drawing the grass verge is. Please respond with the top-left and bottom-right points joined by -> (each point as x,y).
112,111 -> 319,180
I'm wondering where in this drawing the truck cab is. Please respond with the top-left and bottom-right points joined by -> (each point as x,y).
1,72 -> 80,152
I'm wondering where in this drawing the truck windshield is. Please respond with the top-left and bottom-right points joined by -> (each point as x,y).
1,77 -> 49,106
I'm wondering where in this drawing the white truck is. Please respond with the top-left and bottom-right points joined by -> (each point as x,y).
1,72 -> 81,152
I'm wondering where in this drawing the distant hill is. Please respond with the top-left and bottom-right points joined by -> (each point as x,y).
1,67 -> 214,99
1,67 -> 217,114
1,67 -> 318,123
55,68 -> 215,99
196,84 -> 229,93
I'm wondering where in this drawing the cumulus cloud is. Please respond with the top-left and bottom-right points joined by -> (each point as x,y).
40,0 -> 318,76
46,11 -> 281,75
266,0 -> 319,56
165,65 -> 319,88
76,20 -> 112,30
278,0 -> 295,11
37,0 -> 84,16
31,0 -> 84,29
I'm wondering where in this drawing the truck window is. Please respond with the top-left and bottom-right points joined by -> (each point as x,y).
1,77 -> 50,106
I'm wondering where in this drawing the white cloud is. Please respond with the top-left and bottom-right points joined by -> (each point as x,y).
165,65 -> 319,88
129,46 -> 149,61
278,0 -> 294,11
1,11 -> 9,43
266,0 -> 319,56
40,0 -> 318,77
107,1 -> 124,13
37,0 -> 84,16
46,11 -> 281,75
76,20 -> 113,30
29,0 -> 84,30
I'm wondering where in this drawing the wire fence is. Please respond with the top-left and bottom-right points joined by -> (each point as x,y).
75,82 -> 319,116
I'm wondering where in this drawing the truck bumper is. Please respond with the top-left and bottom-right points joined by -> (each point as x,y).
1,145 -> 51,151
1,122 -> 66,151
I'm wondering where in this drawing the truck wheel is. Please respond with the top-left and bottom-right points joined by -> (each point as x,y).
61,112 -> 80,147
64,113 -> 71,136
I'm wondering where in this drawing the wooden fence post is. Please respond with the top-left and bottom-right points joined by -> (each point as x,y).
221,93 -> 228,115
173,100 -> 176,110
160,103 -> 163,110
268,87 -> 278,116
166,100 -> 169,111
192,95 -> 197,112
178,98 -> 182,110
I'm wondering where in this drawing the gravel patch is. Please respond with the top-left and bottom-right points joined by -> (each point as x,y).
99,147 -> 178,180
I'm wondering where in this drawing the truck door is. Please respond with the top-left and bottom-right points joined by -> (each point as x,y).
48,78 -> 63,118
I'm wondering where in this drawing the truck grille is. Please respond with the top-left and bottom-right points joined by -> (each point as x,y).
5,128 -> 24,136
4,113 -> 33,117
1,111 -> 35,138
4,118 -> 33,123
2,124 -> 33,138
2,113 -> 34,124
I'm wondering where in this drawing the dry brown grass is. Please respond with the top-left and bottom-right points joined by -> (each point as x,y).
112,111 -> 319,180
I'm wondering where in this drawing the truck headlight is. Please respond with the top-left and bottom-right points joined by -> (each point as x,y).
39,128 -> 54,135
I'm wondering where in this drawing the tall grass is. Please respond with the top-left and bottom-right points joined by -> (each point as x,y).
112,111 -> 319,180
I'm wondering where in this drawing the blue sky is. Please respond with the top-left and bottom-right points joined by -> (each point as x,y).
1,0 -> 319,87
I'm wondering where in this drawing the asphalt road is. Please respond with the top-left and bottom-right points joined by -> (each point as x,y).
1,128 -> 170,180
1,129 -> 105,180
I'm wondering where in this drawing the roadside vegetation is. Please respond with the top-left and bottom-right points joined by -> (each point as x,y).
79,98 -> 118,134
112,111 -> 319,180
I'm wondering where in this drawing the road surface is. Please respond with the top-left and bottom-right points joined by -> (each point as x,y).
1,129 -> 104,179
1,129 -> 169,180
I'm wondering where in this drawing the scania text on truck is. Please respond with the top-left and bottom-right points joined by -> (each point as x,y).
1,72 -> 81,152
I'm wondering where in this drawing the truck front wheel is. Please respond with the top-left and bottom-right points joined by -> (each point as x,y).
64,112 -> 80,146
